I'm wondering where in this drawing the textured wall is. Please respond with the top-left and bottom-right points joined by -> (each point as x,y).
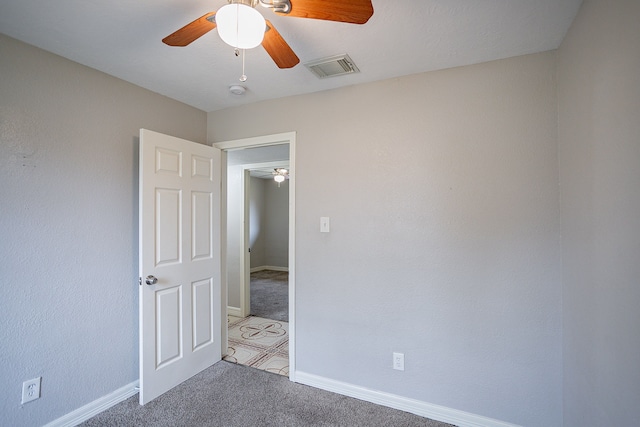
558,0 -> 640,425
225,165 -> 243,308
0,34 -> 206,426
264,179 -> 289,268
249,177 -> 289,269
209,52 -> 562,426
249,176 -> 267,268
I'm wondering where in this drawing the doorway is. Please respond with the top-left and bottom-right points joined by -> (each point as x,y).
214,132 -> 296,380
243,163 -> 289,322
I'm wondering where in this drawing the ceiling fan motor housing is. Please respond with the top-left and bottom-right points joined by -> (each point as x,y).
226,0 -> 292,15
257,0 -> 291,14
229,0 -> 259,6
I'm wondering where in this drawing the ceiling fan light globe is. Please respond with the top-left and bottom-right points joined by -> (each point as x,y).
274,175 -> 285,183
216,4 -> 266,49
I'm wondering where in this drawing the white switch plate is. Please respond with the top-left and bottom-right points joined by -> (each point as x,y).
320,217 -> 330,233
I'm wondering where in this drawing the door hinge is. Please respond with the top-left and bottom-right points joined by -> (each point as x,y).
138,277 -> 142,286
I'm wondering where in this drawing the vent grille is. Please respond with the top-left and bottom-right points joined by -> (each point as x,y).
304,54 -> 360,79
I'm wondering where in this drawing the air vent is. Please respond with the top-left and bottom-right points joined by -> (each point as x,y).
304,54 -> 360,79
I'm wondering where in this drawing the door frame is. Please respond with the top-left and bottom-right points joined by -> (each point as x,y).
214,131 -> 296,381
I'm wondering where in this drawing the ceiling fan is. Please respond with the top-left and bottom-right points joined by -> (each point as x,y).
162,0 -> 374,69
272,168 -> 289,186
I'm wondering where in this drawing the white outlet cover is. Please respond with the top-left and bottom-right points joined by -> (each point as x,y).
21,377 -> 41,404
393,352 -> 405,371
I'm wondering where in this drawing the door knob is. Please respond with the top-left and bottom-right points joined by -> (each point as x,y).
145,275 -> 158,285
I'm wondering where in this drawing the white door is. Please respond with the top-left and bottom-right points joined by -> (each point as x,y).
139,129 -> 222,405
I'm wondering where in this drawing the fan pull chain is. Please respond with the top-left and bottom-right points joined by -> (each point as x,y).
234,48 -> 248,82
232,4 -> 247,83
240,49 -> 247,82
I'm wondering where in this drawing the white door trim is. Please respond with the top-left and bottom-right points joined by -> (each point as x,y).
214,132 -> 295,151
241,168 -> 250,318
214,131 -> 297,382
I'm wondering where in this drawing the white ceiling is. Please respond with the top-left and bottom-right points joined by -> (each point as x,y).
227,144 -> 289,179
0,0 -> 582,112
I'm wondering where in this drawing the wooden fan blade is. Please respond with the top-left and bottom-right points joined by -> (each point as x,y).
162,12 -> 217,46
279,0 -> 373,24
262,21 -> 300,69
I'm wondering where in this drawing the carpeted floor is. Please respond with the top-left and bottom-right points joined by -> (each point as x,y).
250,270 -> 288,322
80,361 -> 454,427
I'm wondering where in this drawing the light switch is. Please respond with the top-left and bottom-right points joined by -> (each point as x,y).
320,217 -> 330,233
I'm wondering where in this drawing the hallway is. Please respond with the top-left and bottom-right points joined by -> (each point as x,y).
224,270 -> 290,376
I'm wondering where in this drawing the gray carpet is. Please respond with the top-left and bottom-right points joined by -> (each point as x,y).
250,270 -> 288,322
80,361 -> 454,427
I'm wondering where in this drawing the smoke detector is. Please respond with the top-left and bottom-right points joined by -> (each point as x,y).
304,54 -> 360,79
229,85 -> 246,95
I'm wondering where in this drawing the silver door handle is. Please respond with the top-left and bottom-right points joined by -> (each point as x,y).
145,275 -> 158,285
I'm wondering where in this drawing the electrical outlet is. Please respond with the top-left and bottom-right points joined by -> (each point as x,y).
393,352 -> 405,371
21,377 -> 41,404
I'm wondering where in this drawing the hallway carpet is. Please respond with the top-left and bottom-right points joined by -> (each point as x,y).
250,270 -> 288,322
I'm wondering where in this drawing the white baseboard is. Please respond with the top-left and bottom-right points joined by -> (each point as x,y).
250,265 -> 289,273
44,380 -> 139,427
294,371 -> 520,427
227,306 -> 242,317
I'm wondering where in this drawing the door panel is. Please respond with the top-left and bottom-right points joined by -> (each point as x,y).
156,286 -> 182,367
139,129 -> 221,405
156,188 -> 182,265
192,278 -> 214,350
192,191 -> 212,260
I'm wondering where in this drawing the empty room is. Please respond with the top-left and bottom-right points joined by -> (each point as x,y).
1,0 -> 638,426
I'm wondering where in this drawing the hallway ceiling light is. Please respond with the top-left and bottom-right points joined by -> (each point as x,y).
273,168 -> 288,186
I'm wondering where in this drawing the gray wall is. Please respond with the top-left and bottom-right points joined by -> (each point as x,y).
249,176 -> 267,268
0,34 -> 207,427
250,177 -> 289,270
263,179 -> 289,268
558,0 -> 640,425
209,51 -> 562,426
225,164 -> 244,309
249,178 -> 289,268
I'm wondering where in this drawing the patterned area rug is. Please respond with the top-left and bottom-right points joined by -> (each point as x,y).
224,315 -> 289,377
